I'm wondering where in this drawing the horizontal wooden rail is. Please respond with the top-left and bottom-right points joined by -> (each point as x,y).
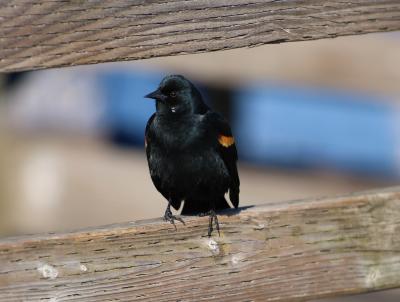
1,187 -> 400,301
1,1 -> 400,72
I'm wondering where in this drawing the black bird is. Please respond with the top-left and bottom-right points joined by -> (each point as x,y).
144,75 -> 240,236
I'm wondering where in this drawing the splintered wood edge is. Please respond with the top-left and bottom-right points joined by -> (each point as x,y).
0,0 -> 400,72
1,186 -> 400,301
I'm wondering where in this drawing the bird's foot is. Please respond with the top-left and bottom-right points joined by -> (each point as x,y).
207,210 -> 220,237
164,207 -> 185,230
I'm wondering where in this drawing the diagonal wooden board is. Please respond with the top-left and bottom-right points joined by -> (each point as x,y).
1,187 -> 400,301
1,1 -> 400,72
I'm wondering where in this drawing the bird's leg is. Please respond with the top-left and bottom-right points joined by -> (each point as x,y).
208,209 -> 220,237
164,200 -> 185,230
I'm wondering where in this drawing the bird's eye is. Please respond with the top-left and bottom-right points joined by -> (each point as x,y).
169,91 -> 177,98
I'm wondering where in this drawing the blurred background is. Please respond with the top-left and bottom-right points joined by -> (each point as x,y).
1,32 -> 400,236
1,31 -> 400,301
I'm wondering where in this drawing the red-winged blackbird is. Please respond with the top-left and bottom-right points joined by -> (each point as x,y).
144,75 -> 240,236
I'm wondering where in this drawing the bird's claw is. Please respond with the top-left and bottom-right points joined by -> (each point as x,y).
207,210 -> 220,237
164,207 -> 185,230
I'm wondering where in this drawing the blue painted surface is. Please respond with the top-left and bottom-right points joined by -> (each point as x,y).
98,71 -> 162,144
234,84 -> 397,177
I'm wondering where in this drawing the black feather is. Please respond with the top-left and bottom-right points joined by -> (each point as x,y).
144,75 -> 240,219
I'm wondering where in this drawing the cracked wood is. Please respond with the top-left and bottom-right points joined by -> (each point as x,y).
0,0 -> 400,72
1,187 -> 400,301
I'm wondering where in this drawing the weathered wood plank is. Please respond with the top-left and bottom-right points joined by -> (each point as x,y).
1,187 -> 400,301
0,1 -> 400,72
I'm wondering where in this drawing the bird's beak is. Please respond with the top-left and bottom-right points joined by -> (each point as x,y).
144,89 -> 166,102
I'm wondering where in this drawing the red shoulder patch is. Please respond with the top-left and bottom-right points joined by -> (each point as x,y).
218,135 -> 235,147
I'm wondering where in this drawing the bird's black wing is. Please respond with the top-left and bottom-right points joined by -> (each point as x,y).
205,112 -> 240,208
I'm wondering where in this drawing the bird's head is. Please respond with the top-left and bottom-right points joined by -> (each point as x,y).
145,75 -> 207,115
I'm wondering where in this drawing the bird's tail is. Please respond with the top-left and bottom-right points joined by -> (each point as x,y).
229,186 -> 239,209
181,196 -> 231,215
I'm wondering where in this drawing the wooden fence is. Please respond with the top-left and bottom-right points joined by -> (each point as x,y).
2,188 -> 400,301
1,1 -> 400,301
1,1 -> 400,72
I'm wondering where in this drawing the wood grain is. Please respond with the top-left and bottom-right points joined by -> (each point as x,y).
0,1 -> 400,72
1,187 -> 400,301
